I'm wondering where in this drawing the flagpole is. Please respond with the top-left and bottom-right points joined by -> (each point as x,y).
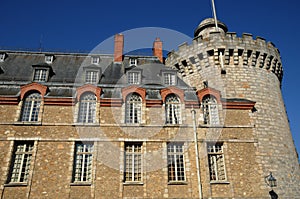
211,0 -> 219,31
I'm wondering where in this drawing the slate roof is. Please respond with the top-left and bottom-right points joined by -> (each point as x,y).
0,50 -> 196,100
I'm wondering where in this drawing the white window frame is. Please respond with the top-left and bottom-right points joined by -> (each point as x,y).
0,53 -> 5,62
73,142 -> 94,182
167,142 -> 185,182
20,93 -> 42,122
45,55 -> 53,63
124,142 -> 142,182
91,57 -> 100,64
129,58 -> 137,66
127,71 -> 140,84
9,141 -> 34,183
77,93 -> 97,123
33,68 -> 48,82
202,95 -> 220,125
165,94 -> 181,124
207,143 -> 227,182
125,93 -> 142,124
85,70 -> 99,84
163,72 -> 176,86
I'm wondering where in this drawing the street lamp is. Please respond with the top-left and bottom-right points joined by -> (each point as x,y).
265,172 -> 277,188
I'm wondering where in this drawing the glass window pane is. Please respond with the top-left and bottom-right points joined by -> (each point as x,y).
165,95 -> 181,124
78,93 -> 96,123
20,93 -> 41,122
73,142 -> 93,182
167,143 -> 185,181
125,94 -> 142,124
9,142 -> 34,183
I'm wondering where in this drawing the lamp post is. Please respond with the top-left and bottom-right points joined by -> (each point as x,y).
265,172 -> 277,188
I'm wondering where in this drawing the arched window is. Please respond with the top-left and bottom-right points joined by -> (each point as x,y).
78,93 -> 96,123
202,95 -> 219,125
165,94 -> 181,124
125,93 -> 142,124
20,92 -> 42,122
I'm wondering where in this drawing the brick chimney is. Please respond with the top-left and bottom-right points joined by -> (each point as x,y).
153,38 -> 163,63
114,34 -> 124,62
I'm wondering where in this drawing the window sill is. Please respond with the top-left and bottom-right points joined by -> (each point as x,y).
73,123 -> 99,127
70,182 -> 92,186
4,182 -> 28,187
164,124 -> 182,127
14,121 -> 42,126
210,181 -> 230,184
199,124 -> 223,128
122,123 -> 144,126
123,182 -> 143,186
168,181 -> 188,185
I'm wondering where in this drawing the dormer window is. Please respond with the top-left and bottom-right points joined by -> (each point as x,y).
32,64 -> 54,82
127,71 -> 140,84
129,58 -> 137,66
0,53 -> 6,62
85,70 -> 99,84
164,72 -> 176,86
45,55 -> 53,64
33,68 -> 48,82
91,57 -> 100,64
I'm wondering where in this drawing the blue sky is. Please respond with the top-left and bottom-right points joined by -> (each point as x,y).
1,0 -> 299,159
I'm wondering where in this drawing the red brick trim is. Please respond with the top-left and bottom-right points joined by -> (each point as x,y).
160,86 -> 184,103
122,86 -> 146,101
20,83 -> 48,100
146,100 -> 162,108
44,98 -> 75,106
100,98 -> 123,107
0,96 -> 19,105
76,84 -> 101,102
196,87 -> 221,103
222,101 -> 256,110
185,101 -> 200,109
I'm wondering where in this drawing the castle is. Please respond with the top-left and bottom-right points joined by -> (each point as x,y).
0,18 -> 299,198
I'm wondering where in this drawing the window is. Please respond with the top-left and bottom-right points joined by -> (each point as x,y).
33,68 -> 48,82
202,95 -> 219,125
0,53 -> 5,62
165,94 -> 181,124
91,57 -> 99,64
124,143 -> 142,182
207,143 -> 226,181
167,143 -> 185,182
125,93 -> 142,124
85,70 -> 99,84
127,72 -> 140,84
20,93 -> 42,122
73,142 -> 94,182
129,58 -> 137,66
164,73 -> 176,86
45,55 -> 53,63
78,93 -> 96,123
8,142 -> 34,183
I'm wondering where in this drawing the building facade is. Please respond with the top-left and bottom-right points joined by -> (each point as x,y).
0,18 -> 299,198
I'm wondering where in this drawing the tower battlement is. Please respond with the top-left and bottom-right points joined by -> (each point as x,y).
166,19 -> 283,83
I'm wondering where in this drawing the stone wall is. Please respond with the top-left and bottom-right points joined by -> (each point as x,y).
166,29 -> 300,198
0,98 -> 260,198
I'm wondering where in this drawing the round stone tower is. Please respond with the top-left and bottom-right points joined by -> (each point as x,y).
166,18 -> 300,198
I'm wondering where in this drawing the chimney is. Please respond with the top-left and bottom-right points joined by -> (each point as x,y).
114,34 -> 124,62
153,38 -> 163,63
